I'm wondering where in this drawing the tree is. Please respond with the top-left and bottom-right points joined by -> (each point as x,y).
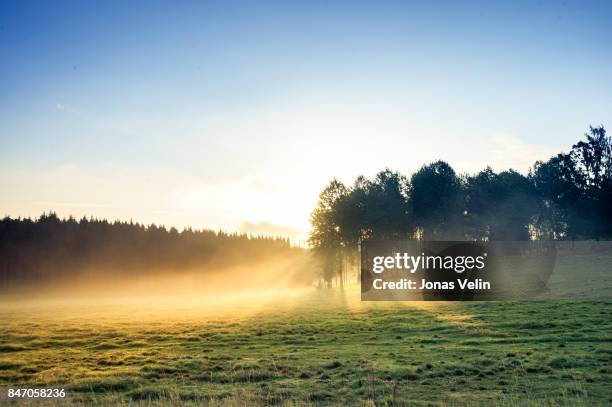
530,153 -> 583,239
530,126 -> 612,239
570,126 -> 612,239
410,161 -> 464,240
571,126 -> 612,190
368,169 -> 412,239
308,179 -> 348,286
466,168 -> 537,240
308,170 -> 413,286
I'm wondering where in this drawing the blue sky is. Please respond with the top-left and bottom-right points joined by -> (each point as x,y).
1,0 -> 611,241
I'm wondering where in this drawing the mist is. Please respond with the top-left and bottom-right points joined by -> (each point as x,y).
0,214 -> 317,300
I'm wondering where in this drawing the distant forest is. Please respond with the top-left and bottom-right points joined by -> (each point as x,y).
310,126 -> 612,285
0,215 -> 296,290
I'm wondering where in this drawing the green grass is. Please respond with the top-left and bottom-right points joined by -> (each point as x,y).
0,289 -> 610,406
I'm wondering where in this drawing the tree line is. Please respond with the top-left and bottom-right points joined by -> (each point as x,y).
309,126 -> 612,286
0,214 -> 296,290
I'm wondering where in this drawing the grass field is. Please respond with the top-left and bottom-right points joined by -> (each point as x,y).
0,287 -> 611,406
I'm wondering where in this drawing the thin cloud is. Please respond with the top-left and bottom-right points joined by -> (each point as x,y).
487,134 -> 557,172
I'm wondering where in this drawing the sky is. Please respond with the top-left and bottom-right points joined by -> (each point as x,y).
1,0 -> 611,243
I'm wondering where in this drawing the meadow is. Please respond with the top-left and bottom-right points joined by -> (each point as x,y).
0,286 -> 611,406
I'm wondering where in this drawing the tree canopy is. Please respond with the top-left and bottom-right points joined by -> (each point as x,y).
310,126 -> 612,285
